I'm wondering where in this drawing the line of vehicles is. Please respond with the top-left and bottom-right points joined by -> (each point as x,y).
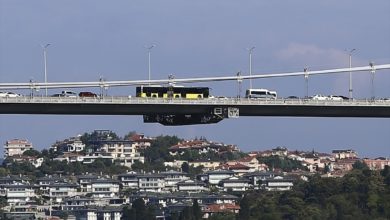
1,86 -> 388,101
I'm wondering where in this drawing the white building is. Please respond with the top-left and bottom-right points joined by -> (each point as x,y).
264,176 -> 294,191
45,183 -> 78,203
117,173 -> 139,190
137,174 -> 166,192
160,170 -> 190,191
90,179 -> 120,199
177,179 -> 208,193
1,184 -> 35,205
4,139 -> 33,157
205,170 -> 235,185
98,140 -> 145,167
219,177 -> 251,192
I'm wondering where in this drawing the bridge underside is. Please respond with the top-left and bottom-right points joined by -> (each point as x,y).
0,102 -> 389,125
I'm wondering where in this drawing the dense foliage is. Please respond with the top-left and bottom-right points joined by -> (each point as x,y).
238,165 -> 390,220
257,156 -> 307,172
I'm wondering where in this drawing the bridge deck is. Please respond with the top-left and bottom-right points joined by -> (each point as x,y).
1,97 -> 390,118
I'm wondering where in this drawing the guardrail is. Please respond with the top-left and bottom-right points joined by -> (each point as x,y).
1,96 -> 390,106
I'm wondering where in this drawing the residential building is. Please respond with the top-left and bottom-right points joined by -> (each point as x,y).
1,184 -> 35,205
177,179 -> 208,193
77,174 -> 99,193
128,133 -> 152,150
169,140 -> 238,156
189,160 -> 221,171
160,170 -> 190,191
243,171 -> 276,186
97,140 -> 145,167
202,203 -> 240,219
51,136 -> 85,153
4,139 -> 33,157
332,149 -> 358,160
219,177 -> 250,192
363,158 -> 390,170
263,176 -> 294,191
204,170 -> 235,185
90,179 -> 120,199
117,173 -> 139,190
45,183 -> 78,203
137,174 -> 166,192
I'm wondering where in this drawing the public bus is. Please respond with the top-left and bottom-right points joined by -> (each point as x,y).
136,86 -> 210,99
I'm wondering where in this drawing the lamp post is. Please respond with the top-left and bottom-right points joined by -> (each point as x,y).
146,44 -> 156,84
247,47 -> 255,90
42,43 -> 51,96
348,49 -> 356,99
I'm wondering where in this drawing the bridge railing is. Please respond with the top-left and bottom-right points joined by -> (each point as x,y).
1,96 -> 390,106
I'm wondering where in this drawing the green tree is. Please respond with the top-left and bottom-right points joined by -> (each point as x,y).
181,162 -> 190,173
192,199 -> 202,220
238,195 -> 250,220
132,198 -> 146,220
23,149 -> 41,157
352,160 -> 369,170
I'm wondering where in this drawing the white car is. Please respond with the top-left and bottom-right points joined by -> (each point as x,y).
0,92 -> 21,98
61,91 -> 77,98
311,94 -> 328,101
329,95 -> 344,101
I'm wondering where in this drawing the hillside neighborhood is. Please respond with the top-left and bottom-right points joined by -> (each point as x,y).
1,130 -> 390,220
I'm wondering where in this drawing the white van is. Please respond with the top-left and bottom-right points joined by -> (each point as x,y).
245,89 -> 277,99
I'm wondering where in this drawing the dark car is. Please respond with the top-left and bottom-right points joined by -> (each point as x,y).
79,92 -> 98,97
285,96 -> 300,99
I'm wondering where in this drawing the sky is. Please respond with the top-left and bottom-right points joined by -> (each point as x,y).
0,0 -> 389,158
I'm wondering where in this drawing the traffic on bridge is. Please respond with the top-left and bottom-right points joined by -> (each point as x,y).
1,64 -> 390,125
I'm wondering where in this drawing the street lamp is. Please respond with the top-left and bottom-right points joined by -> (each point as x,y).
42,43 -> 51,96
145,44 -> 156,84
348,48 -> 356,99
247,47 -> 255,90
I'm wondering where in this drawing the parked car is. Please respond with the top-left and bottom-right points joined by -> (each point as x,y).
79,92 -> 98,98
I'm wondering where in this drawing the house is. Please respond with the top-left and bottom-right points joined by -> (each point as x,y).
243,171 -> 276,186
77,174 -> 99,193
137,173 -> 166,192
4,139 -> 33,157
117,173 -> 139,190
169,140 -> 239,156
177,179 -> 208,193
202,203 -> 240,219
217,163 -> 252,175
236,156 -> 268,171
332,149 -> 358,160
7,155 -> 44,168
45,182 -> 78,203
37,175 -> 65,195
160,170 -> 190,191
128,133 -> 153,150
333,158 -> 359,172
272,147 -> 288,156
363,158 -> 390,170
95,140 -> 145,167
51,136 -> 85,153
1,184 -> 35,205
219,176 -> 250,192
90,179 -> 120,199
61,196 -> 95,211
54,152 -> 84,163
189,160 -> 221,171
204,170 -> 235,185
263,176 -> 294,191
